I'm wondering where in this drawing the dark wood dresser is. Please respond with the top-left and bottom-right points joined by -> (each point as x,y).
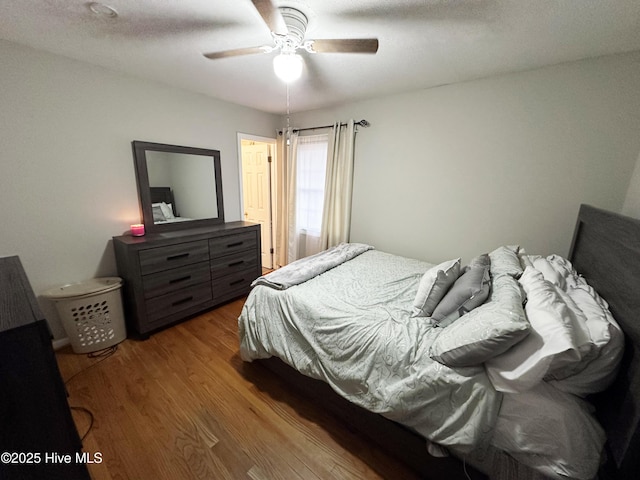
113,221 -> 261,337
0,256 -> 90,480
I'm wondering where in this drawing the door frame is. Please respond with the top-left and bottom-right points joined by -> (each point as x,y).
237,132 -> 277,270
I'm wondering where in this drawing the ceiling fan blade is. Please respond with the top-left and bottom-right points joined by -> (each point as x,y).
203,46 -> 270,60
309,38 -> 379,54
251,0 -> 288,35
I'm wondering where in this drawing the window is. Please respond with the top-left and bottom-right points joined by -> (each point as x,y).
295,134 -> 329,236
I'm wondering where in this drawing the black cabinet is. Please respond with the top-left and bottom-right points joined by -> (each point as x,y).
0,256 -> 90,480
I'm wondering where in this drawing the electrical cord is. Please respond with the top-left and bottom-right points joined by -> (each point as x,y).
63,344 -> 118,385
88,344 -> 118,358
69,406 -> 95,441
63,344 -> 118,441
463,456 -> 472,480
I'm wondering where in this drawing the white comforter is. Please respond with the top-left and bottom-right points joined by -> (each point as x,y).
239,250 -> 501,451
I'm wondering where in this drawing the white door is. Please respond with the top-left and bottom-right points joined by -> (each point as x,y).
241,141 -> 273,268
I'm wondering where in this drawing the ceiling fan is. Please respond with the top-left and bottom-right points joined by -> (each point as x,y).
203,0 -> 379,83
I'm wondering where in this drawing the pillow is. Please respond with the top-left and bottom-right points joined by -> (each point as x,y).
429,302 -> 530,368
485,267 -> 594,393
411,258 -> 461,318
469,253 -> 490,267
489,272 -> 525,305
429,274 -> 530,368
489,245 -> 523,279
462,253 -> 491,273
518,253 -> 538,270
159,202 -> 175,220
152,204 -> 166,222
431,266 -> 491,327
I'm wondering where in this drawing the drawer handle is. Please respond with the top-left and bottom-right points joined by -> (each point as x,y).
227,241 -> 244,248
169,275 -> 191,284
228,260 -> 244,267
229,278 -> 245,286
172,296 -> 193,306
167,253 -> 189,261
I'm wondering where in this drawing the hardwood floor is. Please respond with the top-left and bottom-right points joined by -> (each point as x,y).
56,298 -> 421,480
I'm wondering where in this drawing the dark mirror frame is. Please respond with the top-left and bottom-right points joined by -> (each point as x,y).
132,140 -> 225,234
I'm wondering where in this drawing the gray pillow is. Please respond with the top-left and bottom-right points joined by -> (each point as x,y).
489,245 -> 523,279
469,253 -> 491,268
431,266 -> 491,327
429,302 -> 531,367
430,274 -> 530,368
461,253 -> 491,274
411,258 -> 461,318
152,205 -> 166,222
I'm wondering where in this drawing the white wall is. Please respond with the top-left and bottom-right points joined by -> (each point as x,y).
0,40 -> 279,340
622,151 -> 640,218
4,37 -> 639,340
146,151 -> 173,186
291,51 -> 640,264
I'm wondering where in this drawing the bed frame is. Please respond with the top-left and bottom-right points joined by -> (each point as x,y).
568,205 -> 640,479
257,204 -> 640,479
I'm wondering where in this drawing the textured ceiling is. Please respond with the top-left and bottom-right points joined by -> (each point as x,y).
1,0 -> 639,114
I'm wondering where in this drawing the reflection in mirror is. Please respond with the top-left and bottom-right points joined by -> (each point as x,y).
132,141 -> 224,234
146,151 -> 218,221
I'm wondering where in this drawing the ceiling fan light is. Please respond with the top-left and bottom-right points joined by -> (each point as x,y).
273,53 -> 303,83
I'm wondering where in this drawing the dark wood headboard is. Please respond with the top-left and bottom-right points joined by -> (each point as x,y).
568,204 -> 640,479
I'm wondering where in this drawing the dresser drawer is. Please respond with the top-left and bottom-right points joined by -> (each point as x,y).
212,268 -> 257,302
142,261 -> 211,299
209,231 -> 256,258
139,240 -> 209,275
145,284 -> 213,323
210,249 -> 258,279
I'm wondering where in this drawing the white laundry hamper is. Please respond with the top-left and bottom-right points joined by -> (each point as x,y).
44,277 -> 126,354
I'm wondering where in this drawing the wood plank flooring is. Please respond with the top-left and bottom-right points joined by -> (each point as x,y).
55,298 -> 421,480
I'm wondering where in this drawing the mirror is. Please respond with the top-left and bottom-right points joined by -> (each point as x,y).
132,141 -> 224,233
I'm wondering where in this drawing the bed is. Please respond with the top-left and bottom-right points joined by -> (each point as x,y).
238,204 -> 639,479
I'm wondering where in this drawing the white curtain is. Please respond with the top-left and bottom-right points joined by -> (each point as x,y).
273,120 -> 357,266
321,119 -> 356,250
273,129 -> 296,268
288,133 -> 329,262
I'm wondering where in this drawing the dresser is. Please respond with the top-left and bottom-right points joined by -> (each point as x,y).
113,222 -> 261,337
0,256 -> 90,480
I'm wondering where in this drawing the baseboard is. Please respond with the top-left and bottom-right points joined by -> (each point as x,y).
52,337 -> 70,351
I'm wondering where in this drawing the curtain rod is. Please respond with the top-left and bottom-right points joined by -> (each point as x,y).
278,119 -> 370,135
